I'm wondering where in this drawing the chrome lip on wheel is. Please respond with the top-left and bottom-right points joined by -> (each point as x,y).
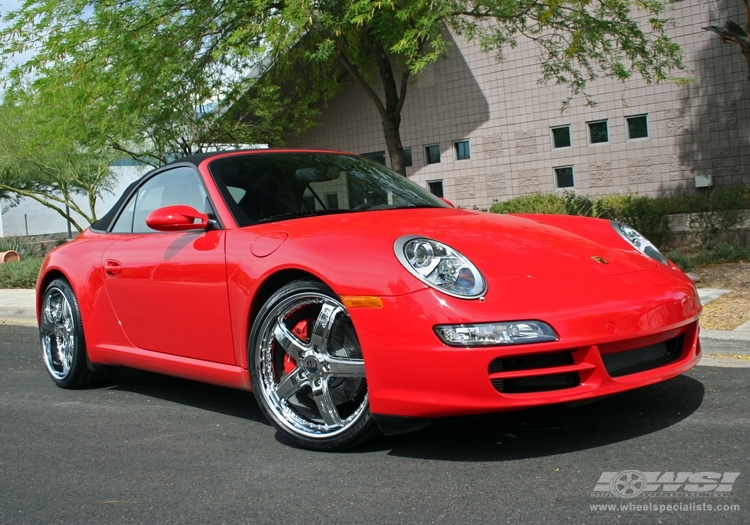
256,292 -> 368,439
40,287 -> 76,381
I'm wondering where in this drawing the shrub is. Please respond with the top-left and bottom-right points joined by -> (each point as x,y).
664,249 -> 694,272
489,193 -> 568,215
0,257 -> 43,289
691,239 -> 750,266
686,186 -> 750,249
593,194 -> 672,248
490,185 -> 749,251
561,191 -> 596,217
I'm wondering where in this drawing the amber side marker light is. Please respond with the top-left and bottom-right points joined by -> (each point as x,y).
340,296 -> 384,309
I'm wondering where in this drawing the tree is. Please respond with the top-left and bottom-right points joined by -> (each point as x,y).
0,100 -> 118,232
1,0 -> 686,176
703,1 -> 750,83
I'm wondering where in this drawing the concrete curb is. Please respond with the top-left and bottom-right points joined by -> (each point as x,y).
700,329 -> 750,345
0,307 -> 36,326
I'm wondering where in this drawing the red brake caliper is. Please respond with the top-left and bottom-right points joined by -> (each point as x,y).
284,320 -> 310,375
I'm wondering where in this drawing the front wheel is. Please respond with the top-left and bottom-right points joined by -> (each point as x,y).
40,279 -> 115,388
249,280 -> 378,450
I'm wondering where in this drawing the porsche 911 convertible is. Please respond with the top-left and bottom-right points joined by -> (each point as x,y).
36,149 -> 702,450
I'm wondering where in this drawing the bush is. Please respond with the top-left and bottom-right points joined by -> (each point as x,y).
594,194 -> 672,248
490,185 -> 750,251
664,249 -> 694,272
0,257 -> 43,289
666,240 -> 750,272
686,186 -> 750,249
489,193 -> 568,214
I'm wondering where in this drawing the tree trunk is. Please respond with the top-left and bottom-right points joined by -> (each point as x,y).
369,31 -> 409,176
382,113 -> 406,175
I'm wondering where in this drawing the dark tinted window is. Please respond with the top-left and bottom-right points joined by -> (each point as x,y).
555,167 -> 575,188
361,151 -> 386,165
627,115 -> 649,139
454,141 -> 470,160
428,181 -> 444,198
551,126 -> 571,148
425,145 -> 441,164
208,153 -> 447,226
588,121 -> 609,144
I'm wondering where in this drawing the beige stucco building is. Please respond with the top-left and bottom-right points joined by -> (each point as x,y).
285,0 -> 750,208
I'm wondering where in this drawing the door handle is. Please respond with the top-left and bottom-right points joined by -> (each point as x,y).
104,259 -> 122,277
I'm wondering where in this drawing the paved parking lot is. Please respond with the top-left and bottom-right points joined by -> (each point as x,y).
1,324 -> 748,524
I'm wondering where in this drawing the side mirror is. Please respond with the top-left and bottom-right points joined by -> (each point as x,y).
146,205 -> 209,232
440,197 -> 455,208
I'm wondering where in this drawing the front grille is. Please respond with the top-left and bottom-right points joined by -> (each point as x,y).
491,373 -> 580,394
601,335 -> 684,378
488,351 -> 580,393
488,351 -> 574,373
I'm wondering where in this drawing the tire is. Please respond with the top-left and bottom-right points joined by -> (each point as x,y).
249,279 -> 378,451
39,279 -> 116,388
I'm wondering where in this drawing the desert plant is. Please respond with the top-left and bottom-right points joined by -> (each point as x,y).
0,235 -> 44,259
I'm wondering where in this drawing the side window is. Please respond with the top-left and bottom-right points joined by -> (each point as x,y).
111,194 -> 137,233
112,167 -> 208,233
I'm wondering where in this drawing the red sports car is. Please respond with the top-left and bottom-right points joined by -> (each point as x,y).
36,150 -> 702,450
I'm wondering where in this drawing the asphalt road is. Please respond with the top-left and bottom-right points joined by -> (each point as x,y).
1,324 -> 748,525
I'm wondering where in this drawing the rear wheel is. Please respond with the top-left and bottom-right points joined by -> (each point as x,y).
249,280 -> 377,450
40,279 -> 115,388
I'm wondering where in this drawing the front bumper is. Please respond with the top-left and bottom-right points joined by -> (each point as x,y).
349,269 -> 702,419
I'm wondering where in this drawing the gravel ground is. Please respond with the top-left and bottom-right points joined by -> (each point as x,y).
695,261 -> 750,330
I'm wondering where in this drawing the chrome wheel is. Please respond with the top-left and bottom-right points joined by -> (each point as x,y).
41,286 -> 76,381
252,282 -> 373,446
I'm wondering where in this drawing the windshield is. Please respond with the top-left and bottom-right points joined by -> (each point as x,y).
208,152 -> 448,226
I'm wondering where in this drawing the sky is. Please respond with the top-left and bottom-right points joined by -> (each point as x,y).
1,0 -> 34,71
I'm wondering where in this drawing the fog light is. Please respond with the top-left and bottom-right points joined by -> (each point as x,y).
434,321 -> 558,346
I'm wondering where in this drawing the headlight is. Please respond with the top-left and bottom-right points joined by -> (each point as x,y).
394,236 -> 486,298
434,321 -> 558,346
611,222 -> 668,265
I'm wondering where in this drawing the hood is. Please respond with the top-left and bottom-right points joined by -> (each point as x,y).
267,208 -> 656,284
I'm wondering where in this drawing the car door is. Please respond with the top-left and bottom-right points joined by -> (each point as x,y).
102,166 -> 235,364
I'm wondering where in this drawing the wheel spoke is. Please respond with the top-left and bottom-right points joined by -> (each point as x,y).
312,380 -> 343,427
275,368 -> 308,401
309,301 -> 343,351
272,320 -> 307,361
326,356 -> 365,378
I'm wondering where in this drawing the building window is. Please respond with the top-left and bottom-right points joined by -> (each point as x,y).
362,151 -> 386,165
551,125 -> 572,149
424,144 -> 441,165
325,193 -> 339,209
303,195 -> 316,211
554,166 -> 575,189
428,180 -> 444,198
404,148 -> 413,168
587,120 -> 609,145
626,115 -> 649,140
454,140 -> 471,160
